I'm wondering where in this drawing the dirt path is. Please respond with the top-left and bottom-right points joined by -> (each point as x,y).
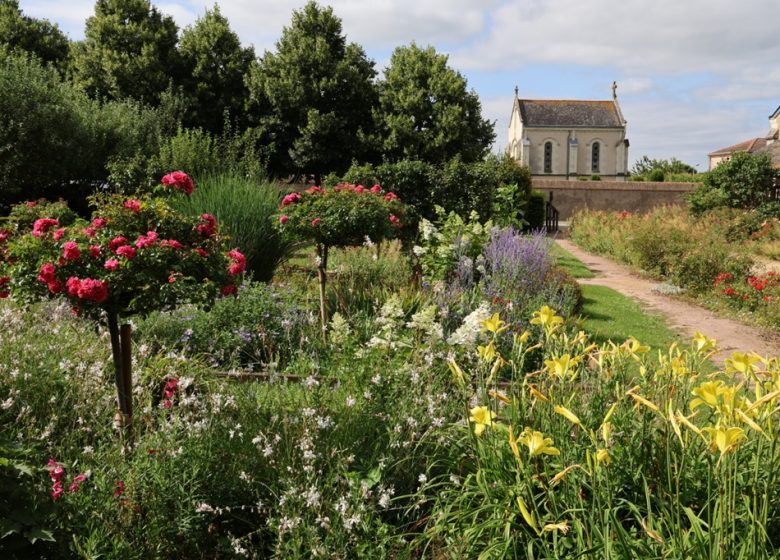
556,239 -> 780,366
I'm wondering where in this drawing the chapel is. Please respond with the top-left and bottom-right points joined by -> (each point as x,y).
508,83 -> 629,180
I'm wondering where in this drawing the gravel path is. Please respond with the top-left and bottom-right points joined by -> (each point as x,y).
556,239 -> 780,366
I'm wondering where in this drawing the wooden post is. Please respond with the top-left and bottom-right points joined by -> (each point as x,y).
107,313 -> 133,442
316,243 -> 329,339
120,323 -> 133,440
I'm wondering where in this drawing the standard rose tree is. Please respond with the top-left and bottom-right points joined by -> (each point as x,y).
277,183 -> 407,335
1,173 -> 245,439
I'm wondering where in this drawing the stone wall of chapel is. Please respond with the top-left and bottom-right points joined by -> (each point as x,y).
526,129 -> 571,176
573,130 -> 623,176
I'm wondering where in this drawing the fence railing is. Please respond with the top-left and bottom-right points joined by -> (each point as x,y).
545,192 -> 559,232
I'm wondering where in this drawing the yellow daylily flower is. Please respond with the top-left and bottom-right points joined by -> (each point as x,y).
622,336 -> 650,356
481,313 -> 509,335
735,409 -> 764,435
477,341 -> 497,363
725,352 -> 762,376
640,518 -> 664,544
530,306 -> 563,329
518,428 -> 560,457
675,410 -> 702,435
702,425 -> 746,456
516,495 -> 538,531
601,421 -> 613,445
508,425 -> 522,463
545,354 -> 573,380
550,464 -> 581,486
667,401 -> 683,445
543,521 -> 570,534
596,448 -> 612,465
447,359 -> 466,387
514,330 -> 531,345
488,389 -> 511,404
693,332 -> 717,353
469,406 -> 495,437
554,405 -> 581,426
627,386 -> 660,412
529,385 -> 550,403
690,380 -> 726,411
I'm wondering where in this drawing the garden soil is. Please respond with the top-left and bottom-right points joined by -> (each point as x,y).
555,239 -> 780,366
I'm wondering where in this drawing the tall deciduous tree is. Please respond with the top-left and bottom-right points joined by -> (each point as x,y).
376,43 -> 494,164
0,0 -> 69,71
178,5 -> 254,133
69,0 -> 179,105
246,1 -> 377,181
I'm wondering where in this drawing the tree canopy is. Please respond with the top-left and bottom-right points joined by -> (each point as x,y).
0,0 -> 69,71
69,0 -> 179,105
178,5 -> 254,133
376,43 -> 495,164
245,1 -> 377,180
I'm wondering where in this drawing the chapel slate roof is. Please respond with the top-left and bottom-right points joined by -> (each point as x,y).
518,99 -> 624,128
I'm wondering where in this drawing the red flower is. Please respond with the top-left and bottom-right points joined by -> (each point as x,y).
161,171 -> 195,195
163,399 -> 173,408
160,239 -> 182,250
84,227 -> 96,238
384,192 -> 399,202
195,248 -> 208,258
66,276 -> 81,297
92,217 -> 107,229
135,231 -> 158,249
51,482 -> 65,501
77,278 -> 109,303
725,287 -> 735,296
197,214 -> 217,237
114,480 -> 125,499
221,284 -> 237,296
281,193 -> 301,207
370,184 -> 382,194
32,218 -> 59,237
53,228 -> 66,241
38,263 -> 57,283
0,230 -> 9,243
109,237 -> 128,252
389,214 -> 400,227
116,245 -> 137,260
279,215 -> 289,225
306,186 -> 323,194
123,199 -> 142,213
311,217 -> 321,227
47,280 -> 63,294
164,378 -> 179,399
25,200 -> 38,208
89,245 -> 101,258
62,241 -> 81,260
104,259 -> 120,271
227,249 -> 246,275
0,276 -> 9,299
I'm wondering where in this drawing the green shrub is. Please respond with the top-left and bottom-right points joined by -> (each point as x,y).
525,190 -> 546,230
671,246 -> 752,294
688,151 -> 775,213
590,173 -> 601,181
647,168 -> 665,182
170,173 -> 292,282
630,175 -> 645,182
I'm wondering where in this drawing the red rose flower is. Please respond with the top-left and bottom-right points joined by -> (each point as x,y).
161,171 -> 195,195
62,241 -> 81,260
123,199 -> 142,213
227,249 -> 246,275
197,214 -> 217,237
109,237 -> 128,252
38,263 -> 57,283
389,214 -> 400,227
116,245 -> 137,260
281,193 -> 301,207
311,217 -> 321,227
135,231 -> 158,249
384,192 -> 399,202
370,185 -> 382,193
66,276 -> 81,297
160,239 -> 182,250
92,217 -> 107,229
104,259 -> 120,271
221,284 -> 237,296
53,228 -> 66,241
89,245 -> 101,258
0,276 -> 10,298
279,215 -> 289,224
32,218 -> 59,237
195,248 -> 208,258
77,278 -> 108,303
47,280 -> 63,294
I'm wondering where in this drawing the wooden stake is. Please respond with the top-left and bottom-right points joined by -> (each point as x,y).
316,243 -> 329,339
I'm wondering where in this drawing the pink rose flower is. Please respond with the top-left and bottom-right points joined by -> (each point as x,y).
311,217 -> 321,227
76,278 -> 108,303
354,185 -> 366,193
194,248 -> 208,258
66,276 -> 81,297
384,192 -> 399,202
116,245 -> 137,260
89,245 -> 101,258
0,230 -> 9,243
53,228 -> 66,241
91,217 -> 107,229
104,259 -> 120,271
123,199 -> 142,213
221,284 -> 237,296
370,184 -> 382,193
84,227 -> 96,238
160,239 -> 182,250
38,263 -> 56,283
62,241 -> 81,260
281,193 -> 301,207
389,214 -> 400,227
227,249 -> 246,275
51,482 -> 65,501
161,171 -> 195,195
25,200 -> 38,208
197,214 -> 217,237
279,215 -> 289,224
47,280 -> 63,294
135,231 -> 158,249
32,218 -> 59,237
109,237 -> 127,252
306,186 -> 323,194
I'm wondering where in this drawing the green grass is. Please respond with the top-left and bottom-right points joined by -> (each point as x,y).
578,284 -> 684,349
551,242 -> 595,278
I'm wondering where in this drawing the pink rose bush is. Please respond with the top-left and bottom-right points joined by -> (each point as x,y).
276,183 -> 407,248
2,173 -> 243,319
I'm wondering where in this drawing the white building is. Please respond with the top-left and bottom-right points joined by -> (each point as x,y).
508,83 -> 629,180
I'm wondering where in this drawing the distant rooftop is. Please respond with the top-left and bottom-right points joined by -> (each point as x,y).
708,137 -> 767,157
518,99 -> 624,128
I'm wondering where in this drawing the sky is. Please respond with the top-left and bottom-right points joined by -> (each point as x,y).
19,0 -> 780,171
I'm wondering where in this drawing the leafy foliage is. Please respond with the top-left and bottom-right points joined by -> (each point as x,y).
246,1 -> 377,179
376,42 -> 494,164
688,151 -> 775,213
69,0 -> 179,105
0,0 -> 69,71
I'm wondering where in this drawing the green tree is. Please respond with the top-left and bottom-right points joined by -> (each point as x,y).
0,0 -> 69,71
376,43 -> 495,164
178,5 -> 254,133
688,151 -> 775,214
631,155 -> 697,177
245,1 -> 377,181
69,0 -> 179,105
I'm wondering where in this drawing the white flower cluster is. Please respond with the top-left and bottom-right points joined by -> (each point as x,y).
328,312 -> 352,345
406,305 -> 443,341
447,302 -> 492,347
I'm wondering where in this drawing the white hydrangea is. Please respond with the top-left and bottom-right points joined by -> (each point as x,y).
406,305 -> 443,341
447,302 -> 492,347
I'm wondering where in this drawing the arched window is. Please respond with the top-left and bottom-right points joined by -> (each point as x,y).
544,141 -> 552,173
591,142 -> 600,173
